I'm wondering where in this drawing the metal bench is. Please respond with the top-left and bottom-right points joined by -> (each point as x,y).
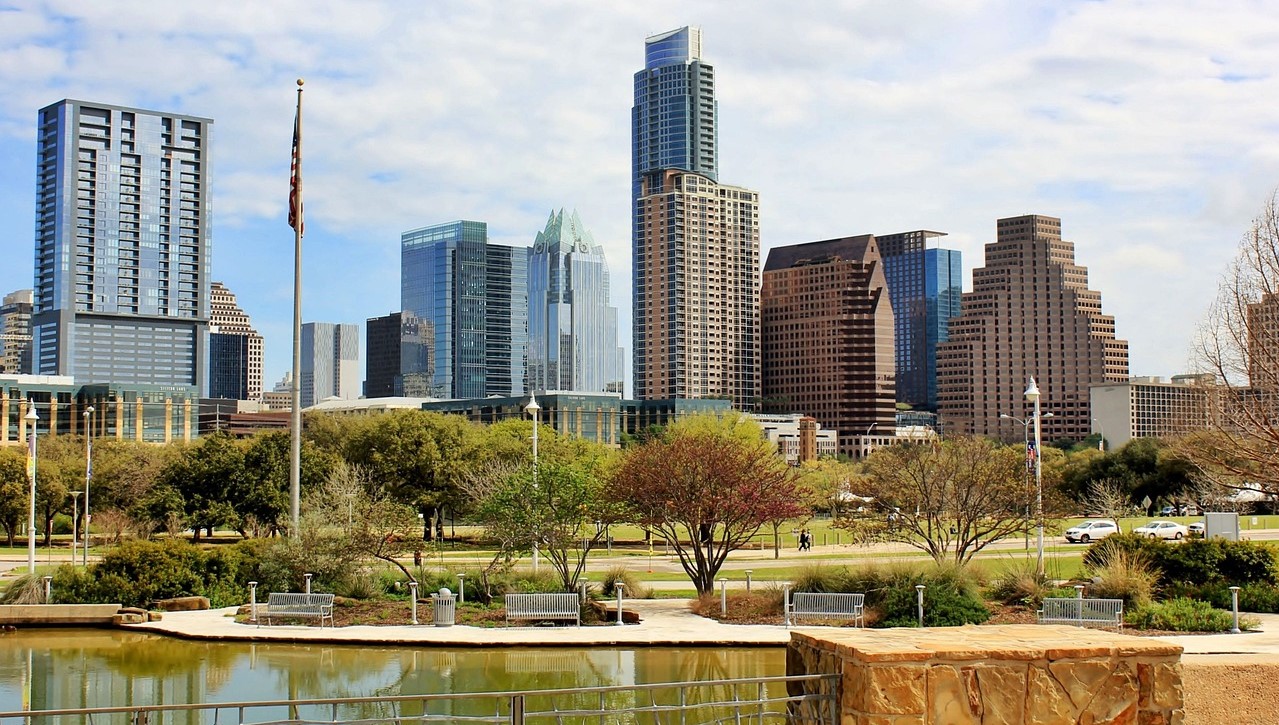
1038,597 -> 1124,629
787,592 -> 865,627
504,593 -> 581,626
262,592 -> 335,627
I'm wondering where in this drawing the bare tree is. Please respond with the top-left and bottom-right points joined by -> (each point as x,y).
1185,190 -> 1279,494
1085,478 -> 1130,530
835,436 -> 1034,565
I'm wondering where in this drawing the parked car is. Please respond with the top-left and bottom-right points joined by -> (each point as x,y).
1160,506 -> 1177,516
1064,519 -> 1119,543
1188,521 -> 1205,537
1133,520 -> 1188,540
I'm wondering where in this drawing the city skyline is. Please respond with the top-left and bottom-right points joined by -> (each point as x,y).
2,3 -> 1278,389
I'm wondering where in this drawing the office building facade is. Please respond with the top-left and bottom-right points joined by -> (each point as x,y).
207,282 -> 263,401
300,322 -> 359,408
0,290 -> 33,374
878,231 -> 962,411
761,236 -> 897,455
937,214 -> 1129,440
527,209 -> 623,394
401,220 -> 529,399
632,29 -> 760,410
365,312 -> 401,398
30,100 -> 211,392
1090,375 -> 1216,448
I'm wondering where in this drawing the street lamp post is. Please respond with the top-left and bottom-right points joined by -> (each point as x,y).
25,401 -> 38,574
864,422 -> 877,459
69,491 -> 81,566
1024,378 -> 1046,577
83,406 -> 93,567
1000,411 -> 1055,553
525,393 -> 541,574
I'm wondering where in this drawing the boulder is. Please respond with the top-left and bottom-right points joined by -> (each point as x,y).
589,600 -> 642,624
113,612 -> 145,625
155,596 -> 210,612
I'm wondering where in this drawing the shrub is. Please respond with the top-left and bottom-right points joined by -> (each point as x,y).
1126,598 -> 1244,632
0,574 -> 48,604
1156,539 -> 1279,588
1082,533 -> 1165,571
598,565 -> 650,599
792,563 -> 849,593
1086,547 -> 1158,607
987,560 -> 1056,607
790,562 -> 987,627
51,538 -> 268,608
1184,582 -> 1279,613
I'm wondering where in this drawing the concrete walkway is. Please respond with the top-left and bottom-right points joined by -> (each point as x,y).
126,600 -> 1279,658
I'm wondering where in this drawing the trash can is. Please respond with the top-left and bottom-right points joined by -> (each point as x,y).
432,588 -> 457,627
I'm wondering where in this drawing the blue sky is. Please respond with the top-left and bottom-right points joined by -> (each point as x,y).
2,0 -> 1277,391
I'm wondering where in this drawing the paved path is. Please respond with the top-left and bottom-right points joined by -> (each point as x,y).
126,600 -> 1279,659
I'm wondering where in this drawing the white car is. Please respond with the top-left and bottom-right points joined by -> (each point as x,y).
1064,519 -> 1119,543
1133,520 -> 1188,540
1188,522 -> 1205,537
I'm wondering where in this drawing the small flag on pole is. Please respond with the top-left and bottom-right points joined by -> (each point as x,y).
1026,441 -> 1037,470
288,107 -> 303,235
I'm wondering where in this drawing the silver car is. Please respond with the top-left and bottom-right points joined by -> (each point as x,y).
1133,520 -> 1188,540
1063,519 -> 1119,543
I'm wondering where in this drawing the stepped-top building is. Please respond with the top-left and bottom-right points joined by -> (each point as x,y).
527,209 -> 623,394
0,289 -> 33,374
208,282 -> 263,401
937,214 -> 1129,440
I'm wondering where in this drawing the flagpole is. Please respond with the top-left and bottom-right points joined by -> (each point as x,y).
289,78 -> 304,536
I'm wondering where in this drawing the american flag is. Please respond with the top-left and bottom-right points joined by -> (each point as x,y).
1026,441 -> 1037,469
288,110 -> 303,234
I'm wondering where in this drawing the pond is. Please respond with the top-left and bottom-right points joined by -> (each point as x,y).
0,629 -> 783,712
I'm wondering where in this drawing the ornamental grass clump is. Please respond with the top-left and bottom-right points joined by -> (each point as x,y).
1086,546 -> 1158,608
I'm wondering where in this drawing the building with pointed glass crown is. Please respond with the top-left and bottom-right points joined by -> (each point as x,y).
632,27 -> 761,411
527,209 -> 623,394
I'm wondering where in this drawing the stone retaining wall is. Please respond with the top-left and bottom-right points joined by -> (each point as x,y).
787,624 -> 1183,724
0,603 -> 123,625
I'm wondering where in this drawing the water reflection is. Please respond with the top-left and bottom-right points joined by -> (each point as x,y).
0,629 -> 783,715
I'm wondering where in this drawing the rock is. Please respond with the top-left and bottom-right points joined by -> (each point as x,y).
113,613 -> 145,625
588,600 -> 641,624
147,611 -> 164,622
117,606 -> 148,617
155,596 -> 210,612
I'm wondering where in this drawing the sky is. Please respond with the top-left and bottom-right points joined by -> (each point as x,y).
2,0 -> 1278,393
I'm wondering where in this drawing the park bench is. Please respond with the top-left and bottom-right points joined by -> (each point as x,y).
261,592 -> 335,627
787,592 -> 865,627
1038,597 -> 1124,629
504,593 -> 581,626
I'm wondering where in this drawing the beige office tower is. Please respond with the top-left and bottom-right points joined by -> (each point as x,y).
937,214 -> 1128,440
208,281 -> 264,402
633,170 -> 761,409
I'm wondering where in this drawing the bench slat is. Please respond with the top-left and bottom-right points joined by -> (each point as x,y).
262,593 -> 335,627
1038,597 -> 1123,629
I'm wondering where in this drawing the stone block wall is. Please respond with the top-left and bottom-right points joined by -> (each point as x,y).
787,624 -> 1183,724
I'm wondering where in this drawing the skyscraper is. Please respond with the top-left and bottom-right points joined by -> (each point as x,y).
527,209 -> 623,394
207,282 -> 263,401
878,231 -> 963,411
400,220 -> 530,399
300,322 -> 359,409
937,214 -> 1129,440
30,100 -> 211,392
364,312 -> 402,398
762,236 -> 896,454
0,290 -> 33,374
632,27 -> 761,410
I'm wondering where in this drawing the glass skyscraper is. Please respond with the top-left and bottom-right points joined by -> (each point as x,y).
527,209 -> 623,394
879,231 -> 963,411
30,100 -> 211,393
400,220 -> 529,399
632,26 -> 717,194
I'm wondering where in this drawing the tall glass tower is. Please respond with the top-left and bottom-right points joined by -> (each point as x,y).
400,221 -> 529,399
30,100 -> 212,392
632,26 -> 717,195
632,27 -> 760,410
879,231 -> 963,411
527,209 -> 623,394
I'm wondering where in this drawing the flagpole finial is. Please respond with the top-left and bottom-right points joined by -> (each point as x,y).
297,78 -> 304,87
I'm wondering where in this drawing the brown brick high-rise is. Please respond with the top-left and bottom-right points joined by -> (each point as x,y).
937,214 -> 1128,440
762,235 -> 896,455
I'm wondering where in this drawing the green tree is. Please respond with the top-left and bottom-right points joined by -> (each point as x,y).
611,421 -> 804,594
156,433 -> 245,539
239,431 -> 336,536
836,436 -> 1031,564
0,446 -> 27,546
